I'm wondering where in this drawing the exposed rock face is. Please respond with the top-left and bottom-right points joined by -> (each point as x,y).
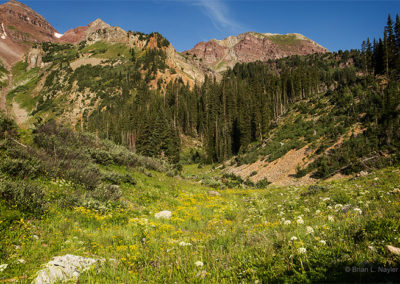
0,0 -> 59,64
185,32 -> 328,72
60,19 -> 127,44
60,26 -> 88,44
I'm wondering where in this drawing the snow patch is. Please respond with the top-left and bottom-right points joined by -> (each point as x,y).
1,23 -> 7,40
54,32 -> 63,39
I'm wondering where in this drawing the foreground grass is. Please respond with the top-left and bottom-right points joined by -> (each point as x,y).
1,166 -> 400,283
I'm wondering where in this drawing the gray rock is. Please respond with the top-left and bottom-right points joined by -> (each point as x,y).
341,205 -> 350,213
358,171 -> 368,177
32,254 -> 102,284
208,190 -> 221,196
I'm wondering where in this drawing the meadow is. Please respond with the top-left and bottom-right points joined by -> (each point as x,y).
1,163 -> 400,283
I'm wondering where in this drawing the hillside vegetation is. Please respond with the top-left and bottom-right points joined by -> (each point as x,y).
0,114 -> 400,282
0,14 -> 400,283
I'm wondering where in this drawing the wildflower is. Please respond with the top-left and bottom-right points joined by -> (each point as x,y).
319,240 -> 326,245
297,218 -> 304,225
284,220 -> 291,225
155,210 -> 172,219
0,264 -> 8,272
17,259 -> 25,264
290,236 -> 298,241
328,215 -> 334,222
315,210 -> 321,214
335,204 -> 343,209
179,241 -> 192,247
322,197 -> 330,202
306,226 -> 314,234
195,261 -> 204,267
298,247 -> 307,254
353,208 -> 362,214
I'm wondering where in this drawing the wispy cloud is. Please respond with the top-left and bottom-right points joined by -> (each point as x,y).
189,0 -> 245,32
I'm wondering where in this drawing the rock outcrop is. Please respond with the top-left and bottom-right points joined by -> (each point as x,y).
33,254 -> 102,284
0,0 -> 59,64
185,32 -> 328,72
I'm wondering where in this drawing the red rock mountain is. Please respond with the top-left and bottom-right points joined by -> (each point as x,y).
185,32 -> 328,72
59,19 -> 127,44
0,0 -> 60,65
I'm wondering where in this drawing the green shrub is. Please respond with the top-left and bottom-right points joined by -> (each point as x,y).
255,178 -> 271,188
0,179 -> 47,215
90,184 -> 122,203
101,171 -> 136,186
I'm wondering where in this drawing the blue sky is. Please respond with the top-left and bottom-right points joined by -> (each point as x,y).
10,0 -> 400,52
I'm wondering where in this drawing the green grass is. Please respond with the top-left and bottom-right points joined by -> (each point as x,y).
11,61 -> 39,87
81,42 -> 131,59
1,164 -> 399,282
268,34 -> 303,47
6,76 -> 39,112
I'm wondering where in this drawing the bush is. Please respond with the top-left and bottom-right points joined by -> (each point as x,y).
90,184 -> 122,203
0,179 -> 47,215
0,114 -> 18,139
101,171 -> 136,185
255,178 -> 271,188
0,157 -> 43,179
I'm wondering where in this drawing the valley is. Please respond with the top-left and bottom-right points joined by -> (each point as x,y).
0,0 -> 399,283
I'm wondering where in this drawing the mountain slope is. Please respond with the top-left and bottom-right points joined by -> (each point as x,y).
185,32 -> 328,72
0,0 -> 60,65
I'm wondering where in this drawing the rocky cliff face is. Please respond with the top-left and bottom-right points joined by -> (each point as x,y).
185,32 -> 328,72
0,0 -> 59,64
60,19 -> 127,44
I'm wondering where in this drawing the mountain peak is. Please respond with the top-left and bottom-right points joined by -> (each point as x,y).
0,0 -> 57,64
186,31 -> 328,72
88,18 -> 110,29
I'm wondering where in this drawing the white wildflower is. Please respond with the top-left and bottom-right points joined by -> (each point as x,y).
284,220 -> 291,225
290,236 -> 298,241
195,261 -> 204,267
298,247 -> 307,254
319,240 -> 326,245
328,215 -> 334,222
297,218 -> 304,225
322,197 -> 330,202
155,210 -> 172,219
0,264 -> 8,272
335,204 -> 343,209
306,226 -> 314,234
17,259 -> 25,264
315,210 -> 321,214
353,208 -> 362,214
179,241 -> 192,247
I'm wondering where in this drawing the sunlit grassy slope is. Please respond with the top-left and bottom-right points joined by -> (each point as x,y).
1,163 -> 400,283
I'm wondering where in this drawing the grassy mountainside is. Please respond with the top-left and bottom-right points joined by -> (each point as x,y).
227,62 -> 399,183
0,115 -> 400,282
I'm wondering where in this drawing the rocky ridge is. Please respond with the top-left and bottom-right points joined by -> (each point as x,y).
0,0 -> 59,64
185,32 -> 328,72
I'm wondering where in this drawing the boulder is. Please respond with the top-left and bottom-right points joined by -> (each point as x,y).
33,254 -> 102,284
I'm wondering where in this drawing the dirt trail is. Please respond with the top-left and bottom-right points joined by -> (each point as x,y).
0,67 -> 12,114
12,100 -> 28,125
